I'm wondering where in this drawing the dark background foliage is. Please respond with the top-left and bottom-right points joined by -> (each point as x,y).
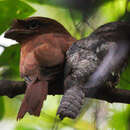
0,0 -> 130,129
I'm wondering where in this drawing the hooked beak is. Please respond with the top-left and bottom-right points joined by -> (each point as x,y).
4,28 -> 32,40
4,19 -> 32,41
4,28 -> 19,39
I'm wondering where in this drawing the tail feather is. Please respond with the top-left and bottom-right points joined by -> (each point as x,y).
17,81 -> 48,120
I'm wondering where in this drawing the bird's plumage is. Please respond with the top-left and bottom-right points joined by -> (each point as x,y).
4,16 -> 76,120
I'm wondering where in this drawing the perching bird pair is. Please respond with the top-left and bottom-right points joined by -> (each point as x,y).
4,16 -> 130,120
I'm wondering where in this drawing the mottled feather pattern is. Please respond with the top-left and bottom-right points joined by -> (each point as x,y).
57,86 -> 85,119
57,22 -> 130,120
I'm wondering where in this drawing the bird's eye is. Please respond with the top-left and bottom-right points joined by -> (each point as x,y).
26,20 -> 41,29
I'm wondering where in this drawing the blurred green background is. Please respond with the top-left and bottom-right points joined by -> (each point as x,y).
0,0 -> 130,130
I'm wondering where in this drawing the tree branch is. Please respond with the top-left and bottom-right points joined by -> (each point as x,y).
85,86 -> 130,104
0,80 -> 63,98
0,80 -> 130,104
0,80 -> 25,98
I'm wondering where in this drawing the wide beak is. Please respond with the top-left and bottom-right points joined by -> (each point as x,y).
4,28 -> 17,39
4,19 -> 30,40
4,28 -> 33,41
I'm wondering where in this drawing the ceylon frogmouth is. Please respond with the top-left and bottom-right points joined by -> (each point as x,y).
4,16 -> 76,120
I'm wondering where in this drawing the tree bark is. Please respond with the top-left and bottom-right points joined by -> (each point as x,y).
0,80 -> 130,104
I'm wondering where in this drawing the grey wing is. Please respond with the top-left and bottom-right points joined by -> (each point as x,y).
84,40 -> 129,89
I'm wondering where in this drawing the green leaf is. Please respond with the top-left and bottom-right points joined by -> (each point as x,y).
0,44 -> 20,79
0,0 -> 35,34
0,97 -> 5,120
118,60 -> 130,90
109,105 -> 130,130
15,125 -> 37,130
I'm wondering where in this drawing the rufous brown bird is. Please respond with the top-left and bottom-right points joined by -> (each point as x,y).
4,16 -> 76,120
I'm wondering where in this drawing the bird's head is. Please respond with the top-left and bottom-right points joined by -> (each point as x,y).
4,16 -> 70,42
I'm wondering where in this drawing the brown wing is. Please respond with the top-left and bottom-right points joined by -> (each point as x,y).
34,33 -> 76,67
34,43 -> 65,67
